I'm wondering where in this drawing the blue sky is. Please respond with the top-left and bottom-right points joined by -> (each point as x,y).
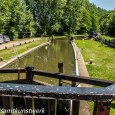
89,0 -> 115,11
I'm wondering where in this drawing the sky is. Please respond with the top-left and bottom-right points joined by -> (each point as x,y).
89,0 -> 115,11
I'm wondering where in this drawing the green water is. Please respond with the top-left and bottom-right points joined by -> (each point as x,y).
1,38 -> 75,86
0,38 -> 76,115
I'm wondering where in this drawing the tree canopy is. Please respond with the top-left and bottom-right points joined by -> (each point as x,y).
1,0 -> 115,39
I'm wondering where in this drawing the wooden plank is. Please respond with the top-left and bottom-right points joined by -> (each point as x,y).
0,68 -> 26,73
2,96 -> 13,115
58,62 -> 63,86
93,101 -> 111,115
25,98 -> 34,115
72,100 -> 80,115
32,70 -> 115,87
0,68 -> 115,87
33,79 -> 53,86
0,79 -> 26,83
0,83 -> 114,100
48,99 -> 57,115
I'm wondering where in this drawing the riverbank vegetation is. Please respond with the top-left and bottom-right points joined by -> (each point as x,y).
1,0 -> 115,40
75,40 -> 115,114
0,38 -> 47,61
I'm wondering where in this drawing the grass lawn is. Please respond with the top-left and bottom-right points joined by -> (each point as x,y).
75,40 -> 115,115
0,38 -> 48,60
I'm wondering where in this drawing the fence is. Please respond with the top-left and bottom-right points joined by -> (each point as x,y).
0,65 -> 115,115
94,36 -> 115,48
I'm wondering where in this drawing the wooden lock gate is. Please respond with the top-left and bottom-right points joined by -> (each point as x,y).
0,64 -> 115,115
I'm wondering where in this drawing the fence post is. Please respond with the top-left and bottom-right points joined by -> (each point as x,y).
25,98 -> 35,115
72,100 -> 80,115
71,76 -> 79,115
48,99 -> 57,115
58,62 -> 63,86
93,101 -> 111,115
72,82 -> 76,87
25,66 -> 34,84
2,96 -> 13,115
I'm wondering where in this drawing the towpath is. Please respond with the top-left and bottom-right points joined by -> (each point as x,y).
0,38 -> 41,50
73,42 -> 92,115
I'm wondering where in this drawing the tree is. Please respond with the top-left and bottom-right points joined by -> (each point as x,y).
1,0 -> 35,40
80,10 -> 92,33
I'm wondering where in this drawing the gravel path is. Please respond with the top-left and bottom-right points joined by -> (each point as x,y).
0,38 -> 41,50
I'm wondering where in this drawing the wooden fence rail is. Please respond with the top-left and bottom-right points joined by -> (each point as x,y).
0,66 -> 115,115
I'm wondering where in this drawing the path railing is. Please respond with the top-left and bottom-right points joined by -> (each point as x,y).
0,66 -> 115,115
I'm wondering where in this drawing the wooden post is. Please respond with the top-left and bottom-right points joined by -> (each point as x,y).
93,101 -> 111,115
58,62 -> 63,86
72,100 -> 80,115
71,76 -> 79,115
2,96 -> 13,115
72,82 -> 76,87
48,99 -> 57,115
25,66 -> 34,84
25,98 -> 35,115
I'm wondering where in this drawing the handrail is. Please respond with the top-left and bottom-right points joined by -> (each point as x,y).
0,83 -> 114,101
0,68 -> 115,87
0,67 -> 114,115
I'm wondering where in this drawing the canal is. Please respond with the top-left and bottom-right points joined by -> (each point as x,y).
0,37 -> 76,115
1,37 -> 76,85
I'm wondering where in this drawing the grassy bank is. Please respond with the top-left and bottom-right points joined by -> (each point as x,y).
0,38 -> 47,61
75,40 -> 115,115
101,35 -> 115,40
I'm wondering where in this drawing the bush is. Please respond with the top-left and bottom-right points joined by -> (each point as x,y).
63,32 -> 69,36
83,33 -> 88,36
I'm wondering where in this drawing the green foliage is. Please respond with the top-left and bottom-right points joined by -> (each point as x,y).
1,0 -> 114,38
80,9 -> 92,33
0,0 -> 35,40
75,40 -> 115,115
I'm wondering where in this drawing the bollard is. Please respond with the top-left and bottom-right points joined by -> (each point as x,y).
27,46 -> 29,49
1,57 -> 3,61
33,40 -> 34,41
13,44 -> 15,47
82,47 -> 83,50
25,42 -> 26,44
20,43 -> 21,45
25,66 -> 34,84
5,46 -> 7,49
58,62 -> 63,86
90,59 -> 93,64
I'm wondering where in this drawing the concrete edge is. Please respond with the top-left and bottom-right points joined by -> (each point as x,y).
0,42 -> 50,68
70,41 -> 79,76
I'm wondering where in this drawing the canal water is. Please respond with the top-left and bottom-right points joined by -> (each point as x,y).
0,37 -> 76,115
1,37 -> 76,86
